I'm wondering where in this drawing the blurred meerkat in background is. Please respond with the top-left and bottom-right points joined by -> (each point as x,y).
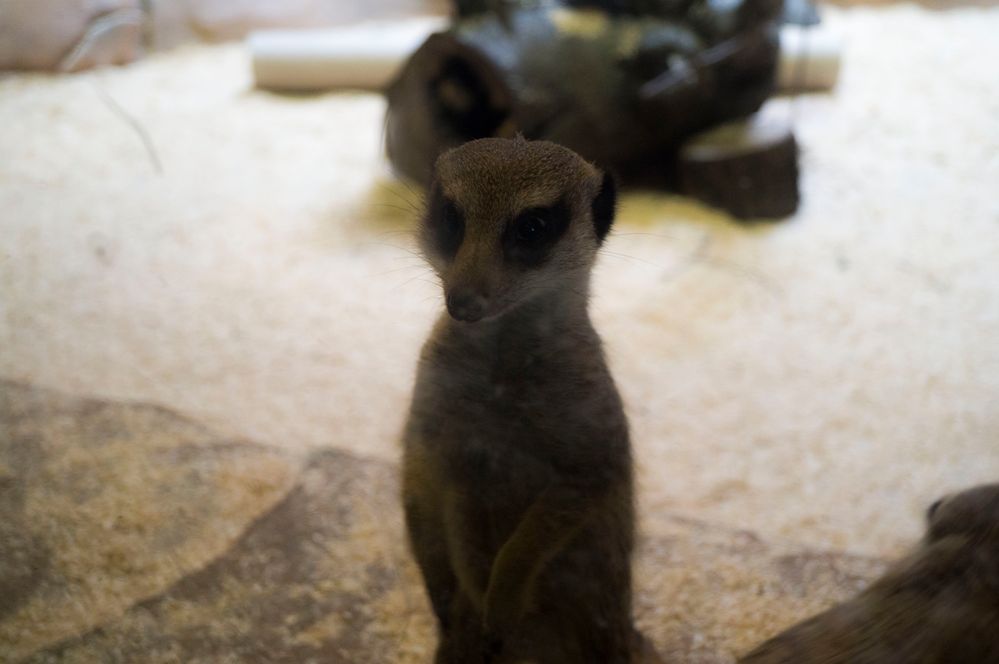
739,483 -> 999,664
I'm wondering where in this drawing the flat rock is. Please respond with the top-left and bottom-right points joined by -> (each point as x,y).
0,380 -> 299,660
2,381 -> 889,662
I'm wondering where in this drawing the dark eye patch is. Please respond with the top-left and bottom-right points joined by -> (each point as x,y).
425,185 -> 465,259
502,201 -> 570,267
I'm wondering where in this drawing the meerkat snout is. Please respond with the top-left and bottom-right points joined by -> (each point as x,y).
445,289 -> 489,322
419,137 -> 617,323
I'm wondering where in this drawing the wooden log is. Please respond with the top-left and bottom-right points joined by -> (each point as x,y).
678,113 -> 799,219
384,2 -> 784,187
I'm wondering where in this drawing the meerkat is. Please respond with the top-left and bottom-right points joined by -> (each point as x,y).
401,137 -> 654,663
739,482 -> 999,664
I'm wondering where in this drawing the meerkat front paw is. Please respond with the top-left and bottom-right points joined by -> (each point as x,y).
482,586 -> 524,646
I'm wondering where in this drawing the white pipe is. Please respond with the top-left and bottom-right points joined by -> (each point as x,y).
778,25 -> 843,92
249,19 -> 842,93
249,18 -> 448,91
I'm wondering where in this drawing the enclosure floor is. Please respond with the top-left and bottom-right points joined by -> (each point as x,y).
1,4 -> 998,659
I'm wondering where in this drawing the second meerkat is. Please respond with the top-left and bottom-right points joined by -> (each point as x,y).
739,483 -> 999,664
402,138 -> 649,663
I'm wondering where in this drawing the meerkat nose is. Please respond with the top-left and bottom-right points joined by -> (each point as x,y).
446,290 -> 489,322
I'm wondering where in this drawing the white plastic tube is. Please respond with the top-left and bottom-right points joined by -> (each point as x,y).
249,18 -> 448,91
249,19 -> 842,93
777,25 -> 843,92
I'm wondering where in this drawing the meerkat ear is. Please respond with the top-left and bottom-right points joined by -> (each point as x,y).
592,171 -> 617,244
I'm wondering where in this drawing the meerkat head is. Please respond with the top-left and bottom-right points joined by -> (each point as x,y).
419,137 -> 616,323
925,483 -> 999,542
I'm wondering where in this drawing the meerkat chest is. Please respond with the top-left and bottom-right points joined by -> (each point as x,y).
414,351 -> 560,469
411,320 -> 626,485
429,363 -> 560,474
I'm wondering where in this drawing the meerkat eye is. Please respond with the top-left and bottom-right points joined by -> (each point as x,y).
515,213 -> 549,244
425,187 -> 465,259
442,200 -> 462,232
503,202 -> 569,266
438,200 -> 464,257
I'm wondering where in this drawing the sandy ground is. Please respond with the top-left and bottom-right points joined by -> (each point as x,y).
2,4 -> 998,562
